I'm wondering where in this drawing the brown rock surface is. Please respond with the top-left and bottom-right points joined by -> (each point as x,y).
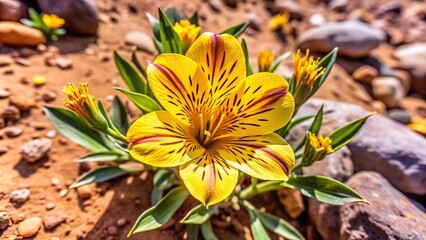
0,22 -> 46,46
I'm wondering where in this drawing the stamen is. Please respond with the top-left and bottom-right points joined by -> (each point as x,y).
210,114 -> 226,137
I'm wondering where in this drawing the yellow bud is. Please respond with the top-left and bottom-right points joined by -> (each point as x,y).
258,50 -> 275,72
270,11 -> 290,31
42,13 -> 65,29
173,20 -> 201,52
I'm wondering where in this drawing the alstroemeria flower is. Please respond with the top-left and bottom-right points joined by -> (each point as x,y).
42,13 -> 65,29
127,33 -> 295,206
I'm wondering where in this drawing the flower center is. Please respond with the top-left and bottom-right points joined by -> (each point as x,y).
196,113 -> 226,147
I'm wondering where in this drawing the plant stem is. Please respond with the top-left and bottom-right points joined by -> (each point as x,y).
106,128 -> 128,143
239,180 -> 288,200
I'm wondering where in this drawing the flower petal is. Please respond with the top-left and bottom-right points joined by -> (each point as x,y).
179,150 -> 239,206
147,54 -> 211,126
127,111 -> 204,167
186,33 -> 246,109
213,133 -> 295,180
217,72 -> 294,136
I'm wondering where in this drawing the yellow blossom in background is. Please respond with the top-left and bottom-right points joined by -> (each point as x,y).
127,33 -> 295,206
308,132 -> 333,154
33,76 -> 46,86
63,83 -> 107,130
173,20 -> 201,51
258,50 -> 274,72
291,49 -> 325,108
270,11 -> 290,31
407,117 -> 426,136
42,13 -> 65,29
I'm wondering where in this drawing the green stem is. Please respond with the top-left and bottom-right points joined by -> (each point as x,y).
106,128 -> 128,143
239,180 -> 289,200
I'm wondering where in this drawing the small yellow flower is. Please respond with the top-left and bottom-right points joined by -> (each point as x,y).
258,50 -> 274,72
291,49 -> 325,108
308,132 -> 333,154
33,76 -> 47,86
63,83 -> 107,130
270,11 -> 290,31
42,13 -> 65,29
173,20 -> 201,51
407,117 -> 426,136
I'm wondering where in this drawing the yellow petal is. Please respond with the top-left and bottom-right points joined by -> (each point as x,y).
186,33 -> 246,109
147,54 -> 211,127
179,150 -> 239,206
217,72 -> 294,136
127,111 -> 204,167
214,133 -> 295,180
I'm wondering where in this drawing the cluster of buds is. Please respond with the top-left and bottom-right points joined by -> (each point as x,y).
173,20 -> 201,52
257,50 -> 274,72
302,131 -> 334,166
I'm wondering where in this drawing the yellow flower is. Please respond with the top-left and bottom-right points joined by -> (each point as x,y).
258,50 -> 274,72
270,11 -> 290,31
291,49 -> 325,108
42,13 -> 65,29
33,76 -> 47,86
63,83 -> 107,130
173,20 -> 201,51
308,132 -> 333,154
127,33 -> 295,206
407,117 -> 426,136
302,131 -> 333,166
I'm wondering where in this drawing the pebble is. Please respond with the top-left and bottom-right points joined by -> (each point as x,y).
18,217 -> 42,238
0,211 -> 10,230
0,88 -> 10,98
247,13 -> 261,31
372,76 -> 405,108
0,55 -> 13,67
116,218 -> 127,227
10,213 -> 25,224
352,65 -> 378,84
370,100 -> 387,114
20,138 -> 52,162
0,145 -> 7,154
10,189 -> 30,203
43,212 -> 67,230
45,130 -> 56,139
124,31 -> 156,54
18,48 -> 37,58
59,189 -> 68,197
55,58 -> 73,69
9,95 -> 35,111
4,127 -> 23,138
51,178 -> 60,186
107,226 -> 118,235
45,203 -> 56,210
77,185 -> 93,199
14,58 -> 31,67
387,109 -> 411,124
208,0 -> 223,12
2,105 -> 20,122
277,187 -> 305,219
42,91 -> 57,102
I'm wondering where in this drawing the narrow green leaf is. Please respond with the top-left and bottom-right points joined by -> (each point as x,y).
329,113 -> 375,152
29,8 -> 42,25
131,50 -> 147,79
115,87 -> 162,113
294,105 -> 323,152
268,51 -> 292,73
158,7 -> 183,54
70,165 -> 129,188
153,38 -> 164,54
188,11 -> 199,25
255,211 -> 304,240
165,7 -> 183,24
20,18 -> 34,27
284,175 -> 367,205
221,22 -> 249,38
282,115 -> 314,137
153,169 -> 175,190
114,51 -> 147,94
248,208 -> 271,240
54,28 -> 66,35
44,107 -> 109,152
181,204 -> 218,224
128,186 -> 189,235
147,13 -> 161,41
186,224 -> 200,240
76,152 -> 128,162
110,96 -> 129,135
150,188 -> 163,205
200,220 -> 219,240
309,47 -> 338,98
241,39 -> 254,76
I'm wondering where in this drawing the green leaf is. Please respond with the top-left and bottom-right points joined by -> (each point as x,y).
221,22 -> 249,38
70,165 -> 129,188
28,8 -> 42,25
115,87 -> 162,113
131,50 -> 147,79
147,13 -> 161,41
248,207 -> 271,240
153,169 -> 175,190
76,152 -> 128,162
114,51 -> 147,94
110,96 -> 129,135
255,211 -> 304,240
158,7 -> 183,54
186,224 -> 200,240
153,38 -> 164,54
268,51 -> 292,73
181,204 -> 218,224
54,28 -> 66,35
200,220 -> 219,240
309,47 -> 338,98
165,7 -> 183,24
188,11 -> 199,25
280,115 -> 314,137
44,107 -> 109,152
294,105 -> 324,152
329,113 -> 375,152
284,175 -> 367,205
150,188 -> 163,205
20,18 -> 34,27
241,39 -> 254,76
128,186 -> 189,235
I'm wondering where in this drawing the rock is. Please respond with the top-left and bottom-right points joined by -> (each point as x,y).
43,212 -> 67,230
14,57 -> 31,67
107,226 -> 118,235
116,218 -> 127,227
302,146 -> 353,182
393,69 -> 411,94
10,213 -> 25,224
0,145 -> 7,154
0,55 -> 13,67
2,105 -> 20,122
247,13 -> 261,31
0,0 -> 29,22
394,43 -> 426,95
0,211 -> 10,230
328,0 -> 348,11
377,1 -> 402,16
59,189 -> 68,197
309,172 -> 426,240
208,0 -> 223,12
371,76 -> 405,108
125,31 -> 156,54
45,203 -> 55,210
352,65 -> 378,84
0,88 -> 10,98
9,95 -> 35,111
401,97 -> 426,118
36,0 -> 99,35
55,58 -> 73,69
76,184 -> 93,199
370,100 -> 387,115
20,138 -> 52,162
0,22 -> 46,46
387,109 -> 411,124
10,189 -> 30,203
267,0 -> 304,20
42,91 -> 57,102
46,130 -> 56,138
309,13 -> 325,26
277,188 -> 304,219
18,217 -> 42,238
18,47 -> 37,58
222,0 -> 237,8
4,126 -> 23,138
297,20 -> 386,58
